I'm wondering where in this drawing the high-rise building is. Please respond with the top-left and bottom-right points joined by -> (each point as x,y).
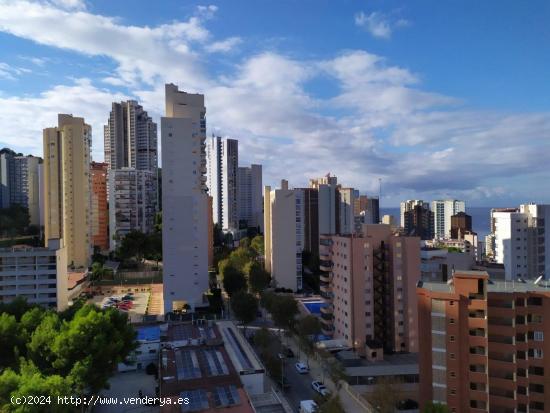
319,224 -> 420,355
302,188 -> 320,258
108,168 -> 156,250
0,148 -> 15,209
400,200 -> 428,228
310,174 -> 338,236
90,162 -> 109,251
205,136 -> 239,231
43,114 -> 91,269
0,239 -> 68,311
162,84 -> 209,312
104,100 -> 158,172
491,204 -> 550,280
338,187 -> 357,235
404,204 -> 435,240
237,164 -> 262,230
354,195 -> 380,224
450,211 -> 473,239
11,155 -> 41,226
417,270 -> 550,413
264,180 -> 304,291
431,199 -> 466,239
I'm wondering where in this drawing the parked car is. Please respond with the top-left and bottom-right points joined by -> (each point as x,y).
295,362 -> 309,374
311,381 -> 329,397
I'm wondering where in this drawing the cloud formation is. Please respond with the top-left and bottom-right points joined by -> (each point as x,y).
355,11 -> 409,39
0,1 -> 547,206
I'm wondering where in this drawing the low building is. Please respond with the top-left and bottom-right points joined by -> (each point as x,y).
0,239 -> 68,310
417,270 -> 550,413
421,247 -> 475,282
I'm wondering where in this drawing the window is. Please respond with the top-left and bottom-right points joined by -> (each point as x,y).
449,335 -> 455,342
534,331 -> 544,341
449,318 -> 455,324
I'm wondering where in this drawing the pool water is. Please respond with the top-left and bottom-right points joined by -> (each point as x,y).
303,301 -> 327,315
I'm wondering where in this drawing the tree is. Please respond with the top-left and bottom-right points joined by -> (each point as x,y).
0,313 -> 24,368
206,288 -> 223,314
117,230 -> 148,262
270,295 -> 299,330
227,246 -> 254,272
296,315 -> 322,366
253,327 -> 271,353
245,261 -> 271,294
367,377 -> 403,413
221,264 -> 247,297
250,235 -> 264,257
90,261 -> 111,285
230,291 -> 258,328
318,395 -> 346,413
260,291 -> 276,313
422,402 -> 450,413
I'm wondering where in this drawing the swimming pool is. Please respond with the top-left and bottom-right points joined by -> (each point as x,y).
303,300 -> 327,315
137,325 -> 161,341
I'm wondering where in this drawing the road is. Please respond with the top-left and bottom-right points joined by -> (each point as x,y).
279,355 -> 322,412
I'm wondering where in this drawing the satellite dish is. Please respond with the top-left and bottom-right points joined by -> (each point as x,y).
534,275 -> 543,285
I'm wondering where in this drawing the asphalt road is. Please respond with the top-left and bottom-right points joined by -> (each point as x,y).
278,356 -> 322,412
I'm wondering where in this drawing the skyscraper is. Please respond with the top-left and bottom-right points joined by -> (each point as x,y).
264,180 -> 304,291
431,199 -> 466,239
104,100 -> 158,172
338,187 -> 357,235
90,162 -> 109,251
400,200 -> 428,228
450,211 -> 473,239
205,136 -> 239,231
310,174 -> 338,235
237,164 -> 262,230
404,204 -> 435,240
108,168 -> 156,250
43,114 -> 91,268
162,84 -> 209,313
0,148 -> 15,209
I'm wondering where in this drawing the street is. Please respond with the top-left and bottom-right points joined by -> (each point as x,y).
279,355 -> 323,412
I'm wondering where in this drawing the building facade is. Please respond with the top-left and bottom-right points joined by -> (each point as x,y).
206,136 -> 239,231
491,204 -> 550,281
404,204 -> 435,240
108,168 -> 156,250
400,200 -> 429,229
418,270 -> 550,413
237,164 -> 262,230
264,180 -> 304,291
432,200 -> 466,239
450,212 -> 473,239
90,162 -> 109,251
162,84 -> 209,312
11,156 -> 41,226
319,224 -> 420,356
0,239 -> 68,310
43,114 -> 91,269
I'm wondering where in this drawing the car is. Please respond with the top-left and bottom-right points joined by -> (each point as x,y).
277,353 -> 286,360
295,362 -> 309,374
311,381 -> 329,397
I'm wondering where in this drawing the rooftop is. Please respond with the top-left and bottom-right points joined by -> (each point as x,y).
343,352 -> 418,377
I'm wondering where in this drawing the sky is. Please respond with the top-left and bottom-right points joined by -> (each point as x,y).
0,0 -> 549,207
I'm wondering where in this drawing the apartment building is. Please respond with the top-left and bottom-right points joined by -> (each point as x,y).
206,136 -> 239,231
264,180 -> 304,291
418,270 -> 550,413
90,162 -> 109,251
451,212 -> 473,239
108,168 -> 156,250
400,200 -> 429,228
432,200 -> 466,239
338,187 -> 357,235
161,84 -> 209,312
0,239 -> 68,311
354,195 -> 380,225
237,164 -> 262,230
310,174 -> 338,235
319,224 -> 420,356
43,114 -> 91,269
404,203 -> 435,240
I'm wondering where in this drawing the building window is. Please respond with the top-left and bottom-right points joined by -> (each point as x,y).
534,331 -> 544,341
449,336 -> 455,342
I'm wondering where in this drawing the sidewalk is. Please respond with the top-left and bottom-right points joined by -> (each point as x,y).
286,335 -> 371,413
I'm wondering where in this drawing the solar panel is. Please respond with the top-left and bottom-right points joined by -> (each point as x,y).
176,349 -> 201,380
213,385 -> 240,408
223,327 -> 254,370
181,389 -> 209,412
201,349 -> 229,376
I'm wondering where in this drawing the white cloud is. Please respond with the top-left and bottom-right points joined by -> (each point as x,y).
355,11 -> 409,39
49,0 -> 86,11
205,36 -> 242,53
0,1 -> 548,205
0,62 -> 30,80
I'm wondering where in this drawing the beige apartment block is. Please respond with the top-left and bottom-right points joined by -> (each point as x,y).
319,224 -> 420,356
43,114 -> 91,269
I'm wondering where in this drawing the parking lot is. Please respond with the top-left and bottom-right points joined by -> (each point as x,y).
90,292 -> 149,323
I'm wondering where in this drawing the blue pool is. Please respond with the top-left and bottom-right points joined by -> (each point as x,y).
303,301 -> 327,315
137,325 -> 161,341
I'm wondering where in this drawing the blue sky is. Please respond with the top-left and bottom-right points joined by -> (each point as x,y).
0,0 -> 549,206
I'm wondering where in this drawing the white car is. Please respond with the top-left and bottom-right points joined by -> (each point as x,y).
294,362 -> 309,374
311,381 -> 329,396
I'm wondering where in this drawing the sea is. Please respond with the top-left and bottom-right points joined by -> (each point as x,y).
380,206 -> 493,239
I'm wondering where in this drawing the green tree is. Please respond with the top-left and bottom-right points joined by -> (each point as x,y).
221,264 -> 247,297
422,401 -> 450,413
318,395 -> 346,413
296,315 -> 322,365
367,377 -> 403,413
206,288 -> 223,314
0,313 -> 25,368
250,235 -> 264,257
245,261 -> 271,294
253,327 -> 271,353
260,291 -> 277,313
227,246 -> 254,272
230,291 -> 258,328
270,295 -> 299,330
117,230 -> 148,262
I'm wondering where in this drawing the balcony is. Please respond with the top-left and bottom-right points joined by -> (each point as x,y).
489,352 -> 514,363
320,305 -> 333,315
470,346 -> 487,356
319,272 -> 331,283
469,328 -> 486,337
319,260 -> 333,272
320,291 -> 333,301
320,311 -> 333,322
488,317 -> 514,327
488,334 -> 514,345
